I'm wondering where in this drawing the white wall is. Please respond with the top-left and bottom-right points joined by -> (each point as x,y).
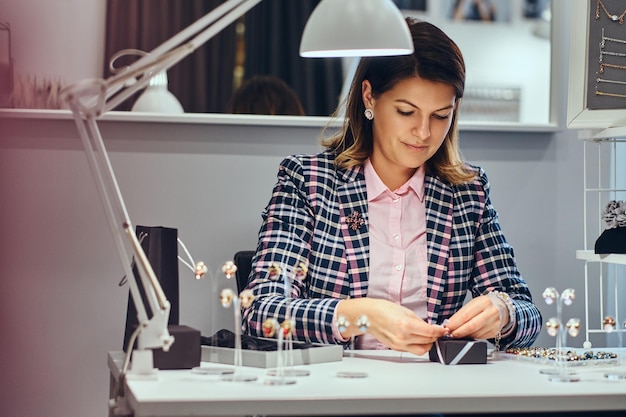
0,1 -> 605,417
2,0 -> 106,84
0,110 -> 590,417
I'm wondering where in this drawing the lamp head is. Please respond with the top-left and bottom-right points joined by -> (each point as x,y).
299,0 -> 413,58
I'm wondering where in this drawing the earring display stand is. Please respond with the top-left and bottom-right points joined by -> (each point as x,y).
219,282 -> 257,383
604,318 -> 626,380
191,264 -> 235,376
268,265 -> 310,378
335,315 -> 369,379
539,287 -> 581,383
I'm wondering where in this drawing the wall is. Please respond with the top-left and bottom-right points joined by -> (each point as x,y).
0,2 -> 604,417
0,111 -> 590,417
2,0 -> 105,85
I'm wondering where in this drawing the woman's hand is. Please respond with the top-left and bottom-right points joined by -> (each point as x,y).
444,295 -> 503,340
337,298 -> 447,356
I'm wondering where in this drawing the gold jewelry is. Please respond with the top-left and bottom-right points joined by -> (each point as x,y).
596,88 -> 626,98
239,289 -> 255,308
566,318 -> 581,337
194,261 -> 208,280
280,318 -> 295,337
545,317 -> 560,337
599,62 -> 626,73
220,288 -> 235,307
603,315 -> 617,331
596,0 -> 626,24
262,318 -> 279,337
295,261 -> 308,280
221,261 -> 238,279
267,262 -> 281,278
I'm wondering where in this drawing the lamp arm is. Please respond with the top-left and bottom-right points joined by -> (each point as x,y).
62,0 -> 263,356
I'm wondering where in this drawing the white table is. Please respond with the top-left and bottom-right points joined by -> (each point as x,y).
108,349 -> 626,416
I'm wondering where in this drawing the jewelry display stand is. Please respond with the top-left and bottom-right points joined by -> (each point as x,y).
539,287 -> 581,383
179,253 -> 235,376
276,265 -> 310,378
576,136 -> 626,355
335,314 -> 370,379
604,317 -> 626,380
219,261 -> 257,382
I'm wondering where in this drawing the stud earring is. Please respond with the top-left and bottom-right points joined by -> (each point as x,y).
603,315 -> 616,331
336,315 -> 350,333
561,288 -> 575,306
364,108 -> 374,120
566,318 -> 580,337
220,288 -> 235,308
239,289 -> 255,308
542,287 -> 558,305
545,317 -> 560,337
356,315 -> 370,333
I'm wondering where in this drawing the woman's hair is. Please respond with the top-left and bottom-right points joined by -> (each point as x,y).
323,18 -> 475,184
227,75 -> 305,116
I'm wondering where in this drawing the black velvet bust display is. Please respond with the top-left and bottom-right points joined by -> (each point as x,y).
594,226 -> 626,254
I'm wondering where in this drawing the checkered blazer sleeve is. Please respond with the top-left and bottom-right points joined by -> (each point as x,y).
467,168 -> 542,348
242,153 -> 349,345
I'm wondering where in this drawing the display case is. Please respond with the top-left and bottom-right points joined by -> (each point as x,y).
576,130 -> 626,348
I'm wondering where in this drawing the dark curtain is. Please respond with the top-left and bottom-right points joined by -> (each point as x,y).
104,0 -> 237,113
243,0 -> 344,116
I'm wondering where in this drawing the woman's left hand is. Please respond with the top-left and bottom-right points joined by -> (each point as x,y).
443,295 -> 502,340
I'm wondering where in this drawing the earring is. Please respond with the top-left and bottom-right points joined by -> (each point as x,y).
566,318 -> 580,337
561,288 -> 575,306
220,288 -> 235,308
355,315 -> 370,333
336,315 -> 350,333
545,317 -> 560,337
542,287 -> 557,305
364,108 -> 374,120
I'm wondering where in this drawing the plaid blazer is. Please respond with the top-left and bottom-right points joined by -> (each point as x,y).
242,150 -> 541,349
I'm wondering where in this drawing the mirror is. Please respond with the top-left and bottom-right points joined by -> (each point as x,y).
103,0 -> 553,125
5,0 -> 555,129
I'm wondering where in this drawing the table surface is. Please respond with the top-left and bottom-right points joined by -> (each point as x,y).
108,348 -> 626,417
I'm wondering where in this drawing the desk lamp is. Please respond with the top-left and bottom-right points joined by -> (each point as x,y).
62,0 -> 412,385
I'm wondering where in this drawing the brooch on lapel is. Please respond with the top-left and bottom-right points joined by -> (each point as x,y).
345,211 -> 365,231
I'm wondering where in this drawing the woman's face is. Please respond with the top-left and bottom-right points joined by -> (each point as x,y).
362,76 -> 456,190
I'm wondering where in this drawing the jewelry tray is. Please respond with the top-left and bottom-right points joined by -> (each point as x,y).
200,329 -> 344,368
497,347 -> 620,368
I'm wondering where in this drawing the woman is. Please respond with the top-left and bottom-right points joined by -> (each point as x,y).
242,18 -> 541,355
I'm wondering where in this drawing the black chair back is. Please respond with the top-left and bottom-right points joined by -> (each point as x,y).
233,250 -> 255,293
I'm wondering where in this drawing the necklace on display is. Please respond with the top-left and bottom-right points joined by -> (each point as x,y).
596,87 -> 626,98
596,0 -> 626,24
600,28 -> 626,49
599,49 -> 626,62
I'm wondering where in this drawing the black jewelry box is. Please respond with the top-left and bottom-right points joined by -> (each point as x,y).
429,338 -> 487,365
152,325 -> 201,370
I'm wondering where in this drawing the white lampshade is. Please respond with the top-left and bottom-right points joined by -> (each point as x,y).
299,0 -> 413,58
132,71 -> 184,113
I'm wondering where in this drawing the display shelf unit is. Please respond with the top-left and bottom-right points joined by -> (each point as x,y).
576,130 -> 626,348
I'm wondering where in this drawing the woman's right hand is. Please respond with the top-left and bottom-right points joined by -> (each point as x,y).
336,298 -> 448,356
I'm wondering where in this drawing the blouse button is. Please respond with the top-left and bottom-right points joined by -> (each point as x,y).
395,264 -> 403,271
